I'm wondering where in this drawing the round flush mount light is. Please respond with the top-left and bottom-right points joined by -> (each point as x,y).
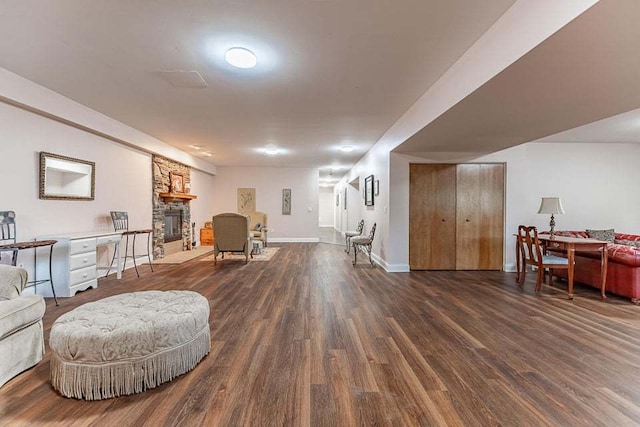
339,146 -> 354,153
225,47 -> 257,68
264,147 -> 280,155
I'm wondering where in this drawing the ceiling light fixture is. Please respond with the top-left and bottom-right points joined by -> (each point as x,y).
225,47 -> 257,69
190,144 -> 202,150
264,147 -> 280,155
339,146 -> 354,153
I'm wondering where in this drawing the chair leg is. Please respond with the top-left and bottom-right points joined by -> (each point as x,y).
535,267 -> 544,293
345,235 -> 350,253
352,243 -> 357,266
368,244 -> 374,266
105,246 -> 117,278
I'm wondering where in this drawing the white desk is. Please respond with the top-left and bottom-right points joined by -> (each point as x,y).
37,231 -> 122,297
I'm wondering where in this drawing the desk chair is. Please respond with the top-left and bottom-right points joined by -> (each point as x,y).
106,212 -> 153,277
517,225 -> 570,292
0,211 -> 58,305
351,223 -> 376,266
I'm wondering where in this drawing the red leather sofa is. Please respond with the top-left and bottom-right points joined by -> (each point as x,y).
548,231 -> 640,304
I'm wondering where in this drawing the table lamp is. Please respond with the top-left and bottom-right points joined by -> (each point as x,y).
538,197 -> 565,237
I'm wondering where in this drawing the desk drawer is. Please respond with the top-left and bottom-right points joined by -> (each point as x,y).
97,234 -> 121,246
70,238 -> 97,255
70,252 -> 97,271
70,265 -> 96,286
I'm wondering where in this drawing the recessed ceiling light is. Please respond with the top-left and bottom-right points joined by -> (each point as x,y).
190,144 -> 202,150
339,146 -> 354,153
264,147 -> 280,155
225,47 -> 257,69
203,152 -> 213,157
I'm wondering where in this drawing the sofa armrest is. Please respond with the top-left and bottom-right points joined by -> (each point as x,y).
0,265 -> 28,301
0,295 -> 45,340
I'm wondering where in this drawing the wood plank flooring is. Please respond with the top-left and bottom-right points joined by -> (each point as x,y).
2,243 -> 640,426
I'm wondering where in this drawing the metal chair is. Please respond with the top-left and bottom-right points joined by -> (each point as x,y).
105,211 -> 153,277
351,223 -> 376,266
344,219 -> 364,253
0,211 -> 58,305
517,225 -> 571,292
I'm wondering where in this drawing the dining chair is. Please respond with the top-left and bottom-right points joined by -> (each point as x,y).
105,211 -> 154,277
351,223 -> 376,266
344,219 -> 365,254
517,225 -> 571,292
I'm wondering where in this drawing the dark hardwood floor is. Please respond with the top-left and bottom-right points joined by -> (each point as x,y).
2,243 -> 640,426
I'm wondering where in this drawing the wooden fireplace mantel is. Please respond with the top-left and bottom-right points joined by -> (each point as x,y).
158,192 -> 198,203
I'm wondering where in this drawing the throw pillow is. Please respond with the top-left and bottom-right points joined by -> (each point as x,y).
586,228 -> 615,243
614,239 -> 640,248
255,222 -> 262,231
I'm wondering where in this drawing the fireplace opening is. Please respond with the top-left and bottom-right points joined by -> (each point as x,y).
164,210 -> 183,243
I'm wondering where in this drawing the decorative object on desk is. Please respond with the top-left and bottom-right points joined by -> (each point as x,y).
364,174 -> 374,206
375,179 -> 379,196
170,172 -> 184,193
537,197 -> 565,237
282,189 -> 292,215
237,188 -> 256,214
40,152 -> 95,201
586,228 -> 615,243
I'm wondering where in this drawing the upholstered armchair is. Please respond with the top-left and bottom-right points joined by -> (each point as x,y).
247,211 -> 268,246
0,264 -> 46,388
212,213 -> 253,264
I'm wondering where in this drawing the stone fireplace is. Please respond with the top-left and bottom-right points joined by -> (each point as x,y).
152,155 -> 192,258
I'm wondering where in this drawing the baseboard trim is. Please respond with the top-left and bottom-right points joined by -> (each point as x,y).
369,252 -> 410,273
269,238 -> 321,243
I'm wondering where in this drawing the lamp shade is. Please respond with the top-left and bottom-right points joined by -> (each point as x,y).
537,197 -> 565,215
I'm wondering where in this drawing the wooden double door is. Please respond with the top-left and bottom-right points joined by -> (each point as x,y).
409,163 -> 504,270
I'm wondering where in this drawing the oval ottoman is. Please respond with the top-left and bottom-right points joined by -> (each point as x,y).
50,290 -> 210,400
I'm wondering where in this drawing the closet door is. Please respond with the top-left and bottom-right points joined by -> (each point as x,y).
409,164 -> 456,270
455,164 -> 504,270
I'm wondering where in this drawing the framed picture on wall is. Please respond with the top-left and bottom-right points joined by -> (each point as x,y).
364,174 -> 374,206
344,187 -> 347,210
170,172 -> 184,193
282,188 -> 292,215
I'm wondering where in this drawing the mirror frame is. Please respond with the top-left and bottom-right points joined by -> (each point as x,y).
39,152 -> 96,201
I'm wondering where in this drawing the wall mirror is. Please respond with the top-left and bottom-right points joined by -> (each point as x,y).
39,152 -> 95,200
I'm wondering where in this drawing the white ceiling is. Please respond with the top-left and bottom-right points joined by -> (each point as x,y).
536,107 -> 640,144
0,0 -> 516,181
394,0 -> 640,157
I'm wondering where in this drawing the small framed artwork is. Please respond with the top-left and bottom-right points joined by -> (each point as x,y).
282,188 -> 292,215
170,172 -> 184,193
375,180 -> 379,196
344,187 -> 347,210
364,174 -> 374,206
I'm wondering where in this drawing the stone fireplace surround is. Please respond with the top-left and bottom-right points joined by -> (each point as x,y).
152,155 -> 192,259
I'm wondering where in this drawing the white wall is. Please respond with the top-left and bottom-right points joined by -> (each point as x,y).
318,186 -> 334,227
190,169 -> 217,244
388,142 -> 640,272
211,167 -> 319,242
0,97 -> 215,269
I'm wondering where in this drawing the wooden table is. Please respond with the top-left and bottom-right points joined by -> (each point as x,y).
516,235 -> 608,300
